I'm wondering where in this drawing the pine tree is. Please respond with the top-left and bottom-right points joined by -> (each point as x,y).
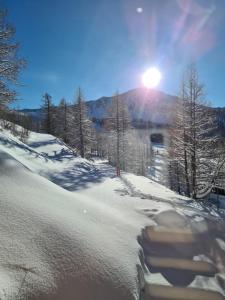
126,130 -> 151,176
105,93 -> 152,176
0,10 -> 24,110
169,63 -> 220,199
71,87 -> 93,158
185,64 -> 217,198
41,93 -> 56,135
95,130 -> 107,157
55,98 -> 69,143
168,80 -> 190,196
105,93 -> 131,175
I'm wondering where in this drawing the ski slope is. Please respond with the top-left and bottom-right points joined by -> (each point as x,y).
0,124 -> 224,300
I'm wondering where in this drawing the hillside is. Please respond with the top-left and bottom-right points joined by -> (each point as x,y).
0,123 -> 225,299
19,88 -> 178,126
87,88 -> 177,125
19,88 -> 225,135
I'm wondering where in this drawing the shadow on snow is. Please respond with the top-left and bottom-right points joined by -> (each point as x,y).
47,162 -> 114,191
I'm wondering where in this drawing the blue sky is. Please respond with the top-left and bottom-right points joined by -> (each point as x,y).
2,0 -> 225,108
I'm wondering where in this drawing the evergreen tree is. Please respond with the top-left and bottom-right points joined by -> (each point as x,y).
71,87 -> 93,158
41,93 -> 56,135
95,130 -> 107,157
105,93 -> 131,175
104,93 -> 152,176
126,130 -> 151,176
55,98 -> 69,143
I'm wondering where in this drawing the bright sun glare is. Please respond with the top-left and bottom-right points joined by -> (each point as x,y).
142,67 -> 162,88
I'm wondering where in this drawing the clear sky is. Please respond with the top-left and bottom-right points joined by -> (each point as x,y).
2,0 -> 225,108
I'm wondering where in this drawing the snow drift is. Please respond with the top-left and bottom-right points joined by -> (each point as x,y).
0,124 -> 224,299
0,149 -> 145,299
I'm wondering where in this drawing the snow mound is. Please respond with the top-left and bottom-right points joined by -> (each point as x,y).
0,124 -> 96,191
1,124 -> 224,299
122,173 -> 188,203
0,149 -> 144,300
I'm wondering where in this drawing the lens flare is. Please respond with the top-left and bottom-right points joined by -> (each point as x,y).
142,67 -> 162,88
136,7 -> 143,13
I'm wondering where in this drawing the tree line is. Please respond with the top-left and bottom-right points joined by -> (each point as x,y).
168,63 -> 225,199
41,89 -> 151,176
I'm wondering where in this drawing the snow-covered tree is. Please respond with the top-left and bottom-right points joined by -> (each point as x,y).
169,63 -> 220,199
125,130 -> 151,176
41,93 -> 56,135
168,80 -> 191,196
0,10 -> 24,110
202,139 -> 225,196
104,93 -> 151,176
105,92 -> 131,175
55,98 -> 69,143
71,87 -> 93,158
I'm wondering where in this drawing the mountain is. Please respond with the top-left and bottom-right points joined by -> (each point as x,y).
19,87 -> 225,134
87,88 -> 177,125
19,108 -> 43,121
19,88 -> 178,126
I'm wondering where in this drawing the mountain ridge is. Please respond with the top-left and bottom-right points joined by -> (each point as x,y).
18,87 -> 225,134
19,88 -> 178,124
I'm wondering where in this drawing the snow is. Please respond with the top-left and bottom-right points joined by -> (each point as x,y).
0,126 -> 148,299
0,152 -> 144,300
0,124 -> 224,299
123,173 -> 187,203
148,143 -> 169,187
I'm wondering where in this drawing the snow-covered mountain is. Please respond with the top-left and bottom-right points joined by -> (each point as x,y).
19,87 -> 225,134
87,88 -> 177,125
19,88 -> 178,126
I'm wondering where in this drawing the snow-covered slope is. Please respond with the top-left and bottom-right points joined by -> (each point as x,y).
19,88 -> 225,137
0,124 -> 224,299
0,150 -> 144,300
0,126 -> 95,190
0,126 -> 149,300
148,143 -> 169,186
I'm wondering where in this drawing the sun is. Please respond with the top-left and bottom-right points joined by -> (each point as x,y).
142,67 -> 162,88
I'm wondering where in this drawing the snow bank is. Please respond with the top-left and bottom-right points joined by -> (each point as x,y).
0,125 -> 96,189
1,124 -> 224,299
0,150 -> 145,299
123,173 -> 188,203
